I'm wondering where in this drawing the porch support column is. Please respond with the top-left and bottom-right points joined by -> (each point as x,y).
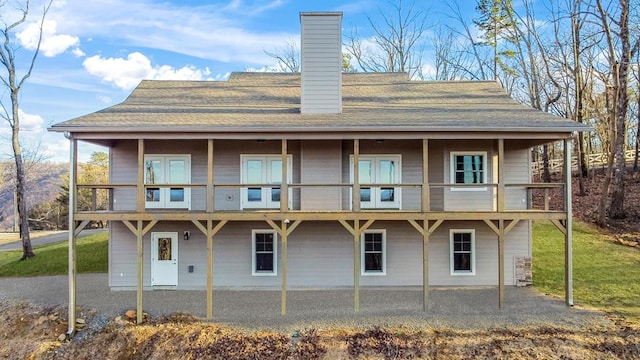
281,220 -> 288,315
281,139 -> 288,212
409,218 -> 443,312
136,139 -> 145,212
564,139 -> 574,306
266,219 -> 301,316
67,137 -> 78,336
207,139 -> 214,212
353,219 -> 360,311
483,219 -> 505,308
136,220 -> 144,324
498,219 -> 505,308
422,220 -> 429,311
353,139 -> 360,212
206,220 -> 214,318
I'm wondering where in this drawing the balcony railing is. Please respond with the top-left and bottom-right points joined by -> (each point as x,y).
75,181 -> 566,213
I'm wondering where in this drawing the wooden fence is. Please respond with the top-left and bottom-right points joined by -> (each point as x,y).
531,149 -> 638,175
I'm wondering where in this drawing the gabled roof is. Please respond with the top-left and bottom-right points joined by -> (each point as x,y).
49,72 -> 588,135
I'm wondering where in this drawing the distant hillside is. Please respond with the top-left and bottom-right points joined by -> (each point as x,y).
0,162 -> 68,231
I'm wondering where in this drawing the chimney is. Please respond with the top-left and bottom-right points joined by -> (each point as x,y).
300,12 -> 343,114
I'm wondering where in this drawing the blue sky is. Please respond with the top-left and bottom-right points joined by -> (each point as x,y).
0,0 -> 480,163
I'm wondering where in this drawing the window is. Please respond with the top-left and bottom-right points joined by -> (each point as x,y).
450,229 -> 475,275
252,230 -> 277,276
361,230 -> 386,275
144,155 -> 191,209
450,152 -> 487,191
350,155 -> 401,209
241,155 -> 292,209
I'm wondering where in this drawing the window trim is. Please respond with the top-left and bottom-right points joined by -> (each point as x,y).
361,229 -> 387,276
251,229 -> 278,276
144,154 -> 191,209
449,151 -> 488,192
449,229 -> 476,276
240,155 -> 293,209
349,154 -> 402,209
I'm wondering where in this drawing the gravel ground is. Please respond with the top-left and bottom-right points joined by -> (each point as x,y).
0,273 -> 609,332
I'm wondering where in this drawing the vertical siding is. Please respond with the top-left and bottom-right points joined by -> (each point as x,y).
300,141 -> 342,210
111,141 -> 137,211
428,142 -> 445,211
300,13 -> 342,114
504,147 -> 529,210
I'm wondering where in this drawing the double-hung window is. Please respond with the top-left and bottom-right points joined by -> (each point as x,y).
361,230 -> 386,275
350,155 -> 401,209
450,152 -> 487,191
450,229 -> 475,275
241,155 -> 292,209
144,155 -> 191,209
252,230 -> 277,276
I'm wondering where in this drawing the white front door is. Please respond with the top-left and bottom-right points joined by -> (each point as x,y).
151,232 -> 178,286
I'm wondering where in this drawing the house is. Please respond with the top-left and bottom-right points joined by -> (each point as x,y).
49,12 -> 587,334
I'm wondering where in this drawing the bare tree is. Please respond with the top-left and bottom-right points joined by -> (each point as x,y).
595,0 -> 633,222
0,0 -> 52,259
264,38 -> 300,73
344,0 -> 430,79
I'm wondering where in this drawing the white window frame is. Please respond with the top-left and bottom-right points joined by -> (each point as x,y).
251,229 -> 278,276
361,229 -> 386,276
350,155 -> 402,209
144,154 -> 191,209
450,151 -> 488,191
449,229 -> 476,276
240,155 -> 293,209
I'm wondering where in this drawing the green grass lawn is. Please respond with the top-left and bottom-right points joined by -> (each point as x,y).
533,220 -> 640,319
0,232 -> 108,277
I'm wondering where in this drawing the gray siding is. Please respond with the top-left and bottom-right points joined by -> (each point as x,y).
300,13 -> 342,114
443,140 -> 495,211
109,219 -> 530,289
301,140 -> 342,210
504,147 -> 529,210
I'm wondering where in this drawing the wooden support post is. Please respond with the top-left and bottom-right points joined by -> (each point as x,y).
206,219 -> 213,318
191,219 -> 227,319
281,139 -> 288,212
136,220 -> 144,324
136,139 -> 145,212
207,139 -> 214,212
422,139 -> 430,212
353,140 -> 360,212
354,219 -> 360,311
564,139 -> 574,306
422,218 -> 430,311
498,219 -> 505,309
281,220 -> 288,315
67,138 -> 78,336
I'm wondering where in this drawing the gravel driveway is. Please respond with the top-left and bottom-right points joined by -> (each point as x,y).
0,273 -> 608,331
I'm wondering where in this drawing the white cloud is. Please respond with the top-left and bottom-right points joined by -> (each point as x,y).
18,110 -> 45,132
16,19 -> 80,57
47,0 -> 294,65
83,52 -> 213,90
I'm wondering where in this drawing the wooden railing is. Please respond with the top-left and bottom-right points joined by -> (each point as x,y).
531,149 -> 637,175
75,182 -> 566,213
